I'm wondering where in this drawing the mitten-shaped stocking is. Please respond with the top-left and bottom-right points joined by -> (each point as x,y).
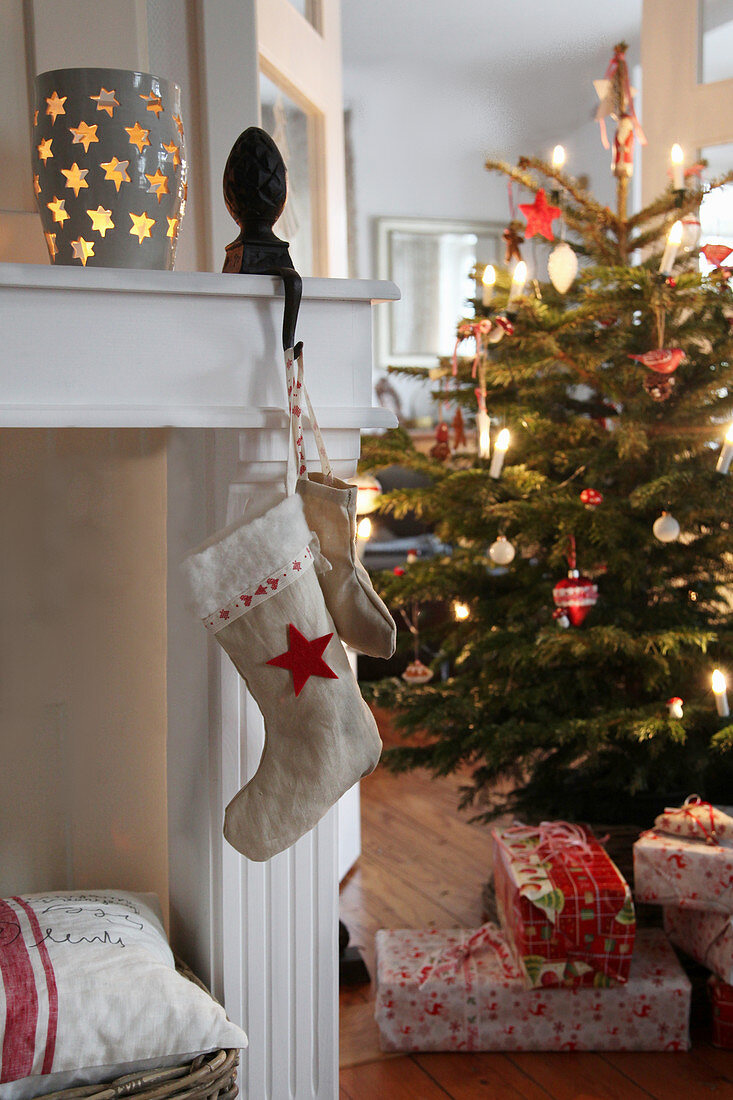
182,494 -> 382,861
296,473 -> 396,658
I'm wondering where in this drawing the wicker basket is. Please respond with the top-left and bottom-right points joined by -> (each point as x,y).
38,961 -> 240,1100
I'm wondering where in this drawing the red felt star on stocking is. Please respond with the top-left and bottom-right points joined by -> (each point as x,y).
518,188 -> 561,241
267,623 -> 338,696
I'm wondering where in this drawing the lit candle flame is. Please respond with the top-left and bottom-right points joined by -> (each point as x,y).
668,220 -> 683,246
670,143 -> 684,166
495,428 -> 511,452
482,264 -> 496,288
357,517 -> 372,540
726,422 -> 733,445
453,601 -> 470,621
512,261 -> 528,289
712,669 -> 727,694
552,145 -> 566,169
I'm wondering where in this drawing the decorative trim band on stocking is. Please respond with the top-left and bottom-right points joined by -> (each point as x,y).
202,545 -> 315,633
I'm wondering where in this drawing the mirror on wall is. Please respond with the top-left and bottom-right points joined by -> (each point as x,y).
375,217 -> 503,372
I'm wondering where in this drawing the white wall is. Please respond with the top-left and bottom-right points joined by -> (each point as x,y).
343,37 -> 641,281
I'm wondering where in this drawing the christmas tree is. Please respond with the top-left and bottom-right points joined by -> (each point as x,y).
361,44 -> 733,825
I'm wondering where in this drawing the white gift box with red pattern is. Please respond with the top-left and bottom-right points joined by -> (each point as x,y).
664,905 -> 733,983
633,830 -> 733,913
374,924 -> 690,1052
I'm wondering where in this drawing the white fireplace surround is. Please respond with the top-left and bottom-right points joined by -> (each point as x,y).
1,263 -> 398,1100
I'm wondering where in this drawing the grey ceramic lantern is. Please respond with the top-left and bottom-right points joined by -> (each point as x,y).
32,67 -> 187,270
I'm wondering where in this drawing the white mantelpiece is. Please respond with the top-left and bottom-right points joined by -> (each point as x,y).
1,263 -> 398,1100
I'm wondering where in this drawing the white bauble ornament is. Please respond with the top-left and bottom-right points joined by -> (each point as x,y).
488,536 -> 516,565
680,213 -> 701,252
547,242 -> 578,294
653,511 -> 680,542
351,473 -> 382,515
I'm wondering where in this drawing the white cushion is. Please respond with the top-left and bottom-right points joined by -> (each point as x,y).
0,891 -> 247,1098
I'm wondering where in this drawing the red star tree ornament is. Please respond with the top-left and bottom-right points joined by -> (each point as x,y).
518,188 -> 561,241
267,623 -> 338,697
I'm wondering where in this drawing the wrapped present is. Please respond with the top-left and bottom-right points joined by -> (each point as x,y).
653,795 -> 733,846
375,925 -> 690,1052
664,905 -> 733,983
634,830 -> 733,913
491,822 -> 635,988
709,976 -> 733,1049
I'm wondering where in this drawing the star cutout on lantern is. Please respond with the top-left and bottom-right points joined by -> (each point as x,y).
266,623 -> 338,697
166,216 -> 179,238
162,140 -> 181,165
45,91 -> 67,124
33,174 -> 41,196
129,210 -> 155,243
61,162 -> 89,196
37,137 -> 53,163
87,205 -> 114,236
90,88 -> 119,116
125,121 -> 151,153
100,156 -> 131,191
47,196 -> 69,225
145,168 -> 169,202
70,237 -> 95,266
69,120 -> 99,152
139,91 -> 163,116
172,113 -> 184,137
519,188 -> 561,241
44,232 -> 58,261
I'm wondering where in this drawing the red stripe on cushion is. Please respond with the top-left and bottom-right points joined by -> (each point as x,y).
0,898 -> 38,1083
14,898 -> 58,1074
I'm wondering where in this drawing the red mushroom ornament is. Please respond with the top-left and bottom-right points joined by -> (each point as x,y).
580,488 -> 603,509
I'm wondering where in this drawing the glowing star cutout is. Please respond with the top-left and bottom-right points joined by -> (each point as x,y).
129,210 -> 155,243
172,113 -> 184,137
145,169 -> 169,202
70,237 -> 95,266
47,196 -> 69,225
162,141 -> 181,165
33,109 -> 39,126
33,174 -> 41,196
87,205 -> 114,237
44,232 -> 58,261
37,138 -> 53,163
61,162 -> 89,196
519,188 -> 561,241
139,92 -> 163,116
166,216 -> 179,238
266,623 -> 338,697
125,121 -> 150,152
45,91 -> 67,124
69,120 -> 99,152
100,157 -> 130,192
90,88 -> 119,116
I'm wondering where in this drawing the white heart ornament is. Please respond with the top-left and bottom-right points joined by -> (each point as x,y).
548,242 -> 578,294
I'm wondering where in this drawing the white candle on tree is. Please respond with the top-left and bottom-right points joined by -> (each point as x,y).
476,409 -> 491,459
670,144 -> 685,190
507,260 -> 527,308
712,669 -> 730,718
481,264 -> 496,307
716,421 -> 733,475
489,428 -> 510,479
659,220 -> 683,276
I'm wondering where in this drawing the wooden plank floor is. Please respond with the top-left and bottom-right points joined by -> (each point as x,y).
339,710 -> 733,1099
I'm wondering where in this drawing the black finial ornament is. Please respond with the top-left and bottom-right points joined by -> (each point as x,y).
222,126 -> 302,352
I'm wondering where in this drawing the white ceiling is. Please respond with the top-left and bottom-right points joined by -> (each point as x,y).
342,1 -> 642,73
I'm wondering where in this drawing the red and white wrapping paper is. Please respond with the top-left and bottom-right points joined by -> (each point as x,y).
709,976 -> 733,1049
664,905 -> 733,983
653,796 -> 733,846
492,823 -> 636,988
634,830 -> 733,913
375,926 -> 690,1052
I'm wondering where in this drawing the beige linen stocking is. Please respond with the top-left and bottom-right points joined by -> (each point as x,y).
182,494 -> 382,861
297,473 -> 396,659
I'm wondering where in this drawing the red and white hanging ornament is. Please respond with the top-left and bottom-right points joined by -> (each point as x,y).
486,314 -> 515,345
452,319 -> 492,376
552,536 -> 598,627
629,348 -> 685,375
680,213 -> 701,253
547,241 -> 578,294
653,511 -> 680,543
402,659 -> 433,686
579,488 -> 603,509
593,45 -> 646,175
